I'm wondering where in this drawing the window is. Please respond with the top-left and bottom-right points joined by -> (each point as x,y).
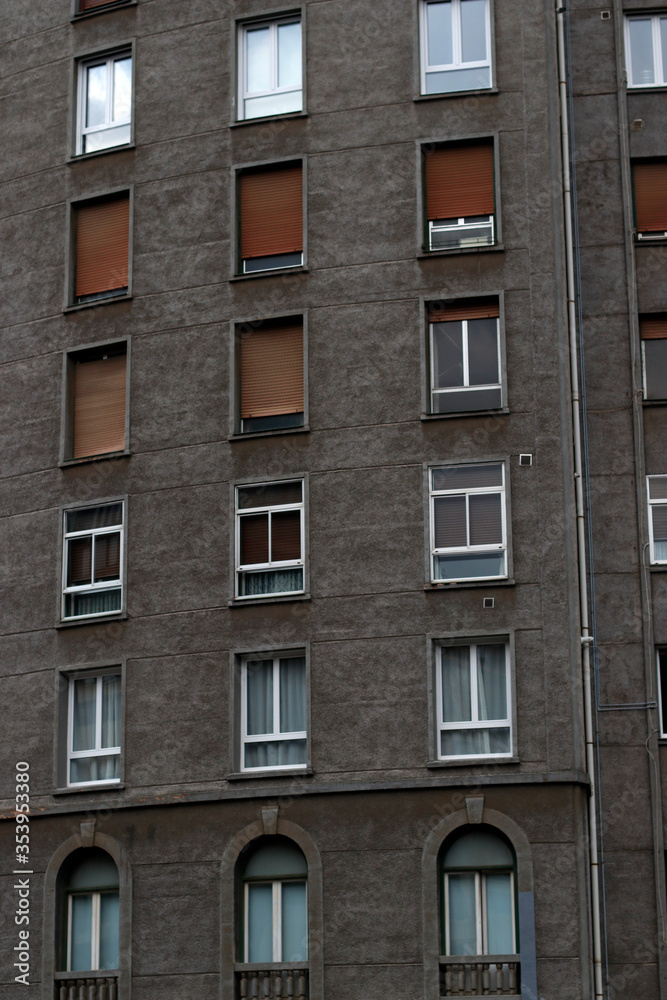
241,655 -> 307,771
240,838 -> 308,963
430,463 -> 507,582
62,502 -> 124,620
625,14 -> 667,87
72,193 -> 130,304
238,16 -> 302,120
428,299 -> 501,413
441,829 -> 517,957
648,476 -> 667,564
67,672 -> 121,786
658,650 -> 667,737
420,0 -> 492,95
238,318 -> 304,433
436,642 -> 511,758
61,849 -> 119,972
235,480 -> 304,598
76,51 -> 132,155
641,317 -> 667,400
424,142 -> 495,251
64,342 -> 128,460
78,0 -> 131,11
633,162 -> 667,239
238,163 -> 303,273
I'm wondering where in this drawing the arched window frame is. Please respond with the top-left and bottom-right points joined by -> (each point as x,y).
239,836 -> 309,964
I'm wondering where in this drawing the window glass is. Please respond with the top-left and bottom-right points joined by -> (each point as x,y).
421,0 -> 491,95
278,22 -> 302,89
448,874 -> 477,954
644,340 -> 667,398
86,64 -> 107,127
460,0 -> 487,62
113,58 -> 132,120
427,0 -> 453,65
282,882 -> 307,961
70,895 -> 93,971
243,656 -> 307,770
236,482 -> 304,598
98,894 -> 120,969
248,884 -> 273,962
239,18 -> 302,120
63,503 -> 124,620
247,27 -> 271,93
241,839 -> 308,964
78,53 -> 132,154
485,874 -> 513,953
467,319 -> 499,385
437,643 -> 511,759
629,18 -> 655,85
69,673 -> 121,786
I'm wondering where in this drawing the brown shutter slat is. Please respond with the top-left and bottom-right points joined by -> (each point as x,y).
76,196 -> 130,298
429,298 -> 500,323
73,354 -> 127,458
426,144 -> 494,220
633,162 -> 667,232
271,511 -> 301,561
240,165 -> 303,259
240,514 -> 269,565
641,316 -> 667,339
240,322 -> 304,418
79,0 -> 117,10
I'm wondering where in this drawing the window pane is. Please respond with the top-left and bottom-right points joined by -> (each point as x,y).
425,65 -> 491,93
86,64 -> 107,128
434,496 -> 467,547
447,874 -> 477,955
69,894 -> 93,971
271,510 -> 301,561
280,657 -> 306,733
433,465 -> 502,491
238,481 -> 302,509
433,387 -> 502,413
629,19 -> 655,85
246,27 -> 271,93
247,884 -> 273,963
246,660 -> 273,735
644,340 -> 667,398
441,727 -> 510,756
72,678 -> 97,751
239,568 -> 303,596
99,892 -> 120,969
244,92 -> 303,119
240,514 -> 269,565
469,493 -> 503,545
661,19 -> 667,82
282,882 -> 307,961
485,874 -> 514,953
84,124 -> 131,153
433,322 -> 464,388
652,505 -> 667,560
477,644 -> 507,720
427,1 -> 453,66
68,538 -> 92,587
94,532 -> 121,582
101,675 -> 121,748
65,590 -> 122,618
245,739 -> 307,769
112,58 -> 132,121
460,0 -> 487,63
435,552 -> 505,580
67,505 -> 123,533
278,22 -> 301,89
649,477 -> 667,500
441,647 -> 472,722
444,831 -> 514,868
467,319 -> 499,386
70,754 -> 120,784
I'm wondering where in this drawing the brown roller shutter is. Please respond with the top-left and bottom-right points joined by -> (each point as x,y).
271,511 -> 301,561
426,144 -> 495,221
633,162 -> 667,232
79,0 -> 116,10
240,514 -> 269,565
429,298 -> 500,323
641,316 -> 667,339
76,196 -> 130,299
240,165 -> 303,259
73,353 -> 127,458
240,322 -> 303,418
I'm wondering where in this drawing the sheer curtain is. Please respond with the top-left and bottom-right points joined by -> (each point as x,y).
241,569 -> 303,596
441,647 -> 471,755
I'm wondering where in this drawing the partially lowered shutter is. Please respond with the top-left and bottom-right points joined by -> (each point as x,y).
426,143 -> 495,220
73,353 -> 127,458
429,298 -> 500,323
633,162 -> 667,232
240,165 -> 303,259
240,321 -> 304,418
76,195 -> 130,298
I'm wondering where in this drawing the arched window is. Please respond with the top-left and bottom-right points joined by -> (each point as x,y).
240,837 -> 308,963
441,828 -> 517,957
60,848 -> 119,972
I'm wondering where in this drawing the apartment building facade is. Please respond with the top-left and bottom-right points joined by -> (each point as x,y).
0,1 -> 664,999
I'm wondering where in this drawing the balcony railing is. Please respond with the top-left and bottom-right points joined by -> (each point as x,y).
55,972 -> 119,1000
236,963 -> 309,1000
440,955 -> 520,997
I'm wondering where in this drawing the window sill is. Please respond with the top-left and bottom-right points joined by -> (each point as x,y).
235,963 -> 310,973
59,450 -> 130,468
229,425 -> 309,442
63,294 -> 132,314
71,0 -> 136,19
628,85 -> 667,93
424,579 -> 515,591
418,245 -> 504,260
427,757 -> 518,769
230,111 -> 308,128
650,565 -> 667,572
414,87 -> 497,102
68,143 -> 135,164
230,266 -> 308,282
421,408 -> 508,422
55,612 -> 127,629
53,783 -> 124,796
635,236 -> 667,245
229,593 -> 311,608
227,768 -> 312,781
642,399 -> 667,406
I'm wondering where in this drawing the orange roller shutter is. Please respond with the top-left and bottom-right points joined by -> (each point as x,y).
73,353 -> 127,458
76,196 -> 130,298
240,165 -> 303,259
426,144 -> 495,220
429,298 -> 499,323
240,322 -> 304,418
633,163 -> 667,232
641,316 -> 667,339
79,0 -> 117,10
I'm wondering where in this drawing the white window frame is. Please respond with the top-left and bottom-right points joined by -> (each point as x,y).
243,879 -> 308,962
430,464 -> 507,583
419,0 -> 492,95
62,502 -> 124,621
67,890 -> 118,971
443,869 -> 515,956
436,642 -> 511,760
625,14 -> 667,88
430,315 -> 501,409
429,215 -> 494,251
238,16 -> 303,121
67,673 -> 121,788
241,656 -> 307,772
235,481 -> 305,599
648,475 -> 667,564
76,51 -> 132,156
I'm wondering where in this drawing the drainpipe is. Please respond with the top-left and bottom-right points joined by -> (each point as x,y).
555,5 -> 604,998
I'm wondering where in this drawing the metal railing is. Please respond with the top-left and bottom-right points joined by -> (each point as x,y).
55,972 -> 119,1000
440,955 -> 520,996
236,964 -> 309,1000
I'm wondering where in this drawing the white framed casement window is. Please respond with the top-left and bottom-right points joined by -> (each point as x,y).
62,502 -> 124,620
64,850 -> 120,973
238,16 -> 302,120
242,840 -> 308,964
430,463 -> 507,582
420,0 -> 492,95
241,655 -> 307,771
429,301 -> 501,413
436,642 -> 511,759
235,480 -> 304,598
648,476 -> 667,564
76,51 -> 132,155
68,673 -> 121,786
625,14 -> 667,88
